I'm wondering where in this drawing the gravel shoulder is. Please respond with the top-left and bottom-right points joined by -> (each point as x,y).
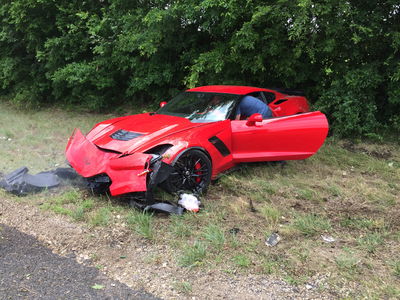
0,197 -> 334,299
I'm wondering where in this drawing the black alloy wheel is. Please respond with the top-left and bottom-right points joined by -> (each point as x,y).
163,149 -> 212,194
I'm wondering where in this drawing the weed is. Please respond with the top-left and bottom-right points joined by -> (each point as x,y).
283,275 -> 304,285
179,241 -> 207,267
233,254 -> 251,268
297,188 -> 316,201
335,252 -> 360,276
51,205 -> 73,216
71,206 -> 85,221
340,217 -> 386,231
392,260 -> 400,278
90,207 -> 111,226
174,281 -> 192,294
126,210 -> 154,240
383,286 -> 400,298
143,253 -> 162,264
62,189 -> 81,204
81,198 -> 95,210
291,247 -> 310,263
292,214 -> 331,236
227,232 -> 240,249
328,184 -> 342,197
70,198 -> 95,221
169,215 -> 192,238
262,260 -> 279,275
260,205 -> 280,224
203,224 -> 225,251
357,232 -> 385,253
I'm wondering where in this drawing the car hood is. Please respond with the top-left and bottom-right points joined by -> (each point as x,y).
86,113 -> 209,154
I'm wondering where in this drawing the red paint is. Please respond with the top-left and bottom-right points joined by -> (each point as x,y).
66,85 -> 328,196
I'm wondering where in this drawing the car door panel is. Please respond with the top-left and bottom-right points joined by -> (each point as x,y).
230,112 -> 328,162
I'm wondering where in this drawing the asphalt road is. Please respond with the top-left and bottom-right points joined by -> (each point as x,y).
0,224 -> 159,300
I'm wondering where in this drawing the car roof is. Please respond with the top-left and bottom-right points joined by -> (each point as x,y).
187,85 -> 274,95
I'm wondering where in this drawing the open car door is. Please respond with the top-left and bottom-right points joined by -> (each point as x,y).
230,112 -> 329,163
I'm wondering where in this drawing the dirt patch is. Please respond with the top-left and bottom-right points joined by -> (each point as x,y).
341,141 -> 393,160
0,197 -> 334,299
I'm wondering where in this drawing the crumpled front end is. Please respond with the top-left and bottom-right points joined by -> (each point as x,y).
66,129 -> 153,196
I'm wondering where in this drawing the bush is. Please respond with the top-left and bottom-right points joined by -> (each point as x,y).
0,0 -> 399,137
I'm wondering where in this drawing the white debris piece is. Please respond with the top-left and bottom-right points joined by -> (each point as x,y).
178,193 -> 200,212
321,234 -> 336,243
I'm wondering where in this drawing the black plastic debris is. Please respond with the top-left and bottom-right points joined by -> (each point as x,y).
144,202 -> 184,215
53,167 -> 79,180
229,227 -> 240,235
129,199 -> 184,215
148,160 -> 174,187
0,167 -> 60,195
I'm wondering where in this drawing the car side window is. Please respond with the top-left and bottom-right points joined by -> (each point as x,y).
262,92 -> 276,103
247,92 -> 266,103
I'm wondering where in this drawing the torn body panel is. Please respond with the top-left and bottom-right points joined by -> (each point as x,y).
66,129 -> 154,196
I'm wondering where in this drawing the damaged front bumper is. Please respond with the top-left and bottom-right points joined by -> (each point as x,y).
66,129 -> 172,196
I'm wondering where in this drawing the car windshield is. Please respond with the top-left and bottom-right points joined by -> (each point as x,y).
157,92 -> 239,122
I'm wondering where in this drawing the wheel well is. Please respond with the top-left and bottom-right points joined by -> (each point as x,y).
173,147 -> 212,166
144,144 -> 173,155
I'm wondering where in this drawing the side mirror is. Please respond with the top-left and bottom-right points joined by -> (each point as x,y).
159,101 -> 167,108
246,113 -> 263,126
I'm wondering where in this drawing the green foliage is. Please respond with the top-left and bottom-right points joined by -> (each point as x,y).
90,207 -> 111,227
203,224 -> 226,251
232,254 -> 251,268
0,0 -> 399,136
292,213 -> 332,236
126,210 -> 154,240
179,241 -> 207,267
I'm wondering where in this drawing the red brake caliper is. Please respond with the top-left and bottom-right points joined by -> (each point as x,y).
194,162 -> 202,183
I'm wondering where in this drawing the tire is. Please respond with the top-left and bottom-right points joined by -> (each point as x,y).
162,149 -> 212,194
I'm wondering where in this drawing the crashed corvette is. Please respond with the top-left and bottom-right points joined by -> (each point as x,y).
66,85 -> 329,200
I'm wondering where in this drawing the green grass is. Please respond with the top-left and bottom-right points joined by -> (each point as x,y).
174,281 -> 192,294
179,241 -> 207,267
1,103 -> 399,298
291,213 -> 332,237
232,254 -> 251,268
203,224 -> 226,251
90,207 -> 111,226
169,215 -> 192,238
126,210 -> 154,240
391,260 -> 400,278
260,205 -> 281,224
335,252 -> 361,277
357,232 -> 386,253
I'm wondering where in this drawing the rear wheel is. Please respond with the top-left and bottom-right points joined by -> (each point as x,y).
163,149 -> 212,194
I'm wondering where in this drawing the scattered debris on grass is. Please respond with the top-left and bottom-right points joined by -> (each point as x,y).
178,193 -> 200,212
265,232 -> 281,247
321,235 -> 336,243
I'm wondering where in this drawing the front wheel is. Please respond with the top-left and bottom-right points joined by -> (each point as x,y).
162,149 -> 212,194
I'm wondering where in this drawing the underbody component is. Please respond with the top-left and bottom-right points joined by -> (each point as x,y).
0,167 -> 60,195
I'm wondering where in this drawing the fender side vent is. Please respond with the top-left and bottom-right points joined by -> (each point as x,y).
273,99 -> 288,105
209,136 -> 231,157
110,129 -> 143,141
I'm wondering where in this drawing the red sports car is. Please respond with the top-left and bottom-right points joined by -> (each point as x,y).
66,85 -> 328,199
